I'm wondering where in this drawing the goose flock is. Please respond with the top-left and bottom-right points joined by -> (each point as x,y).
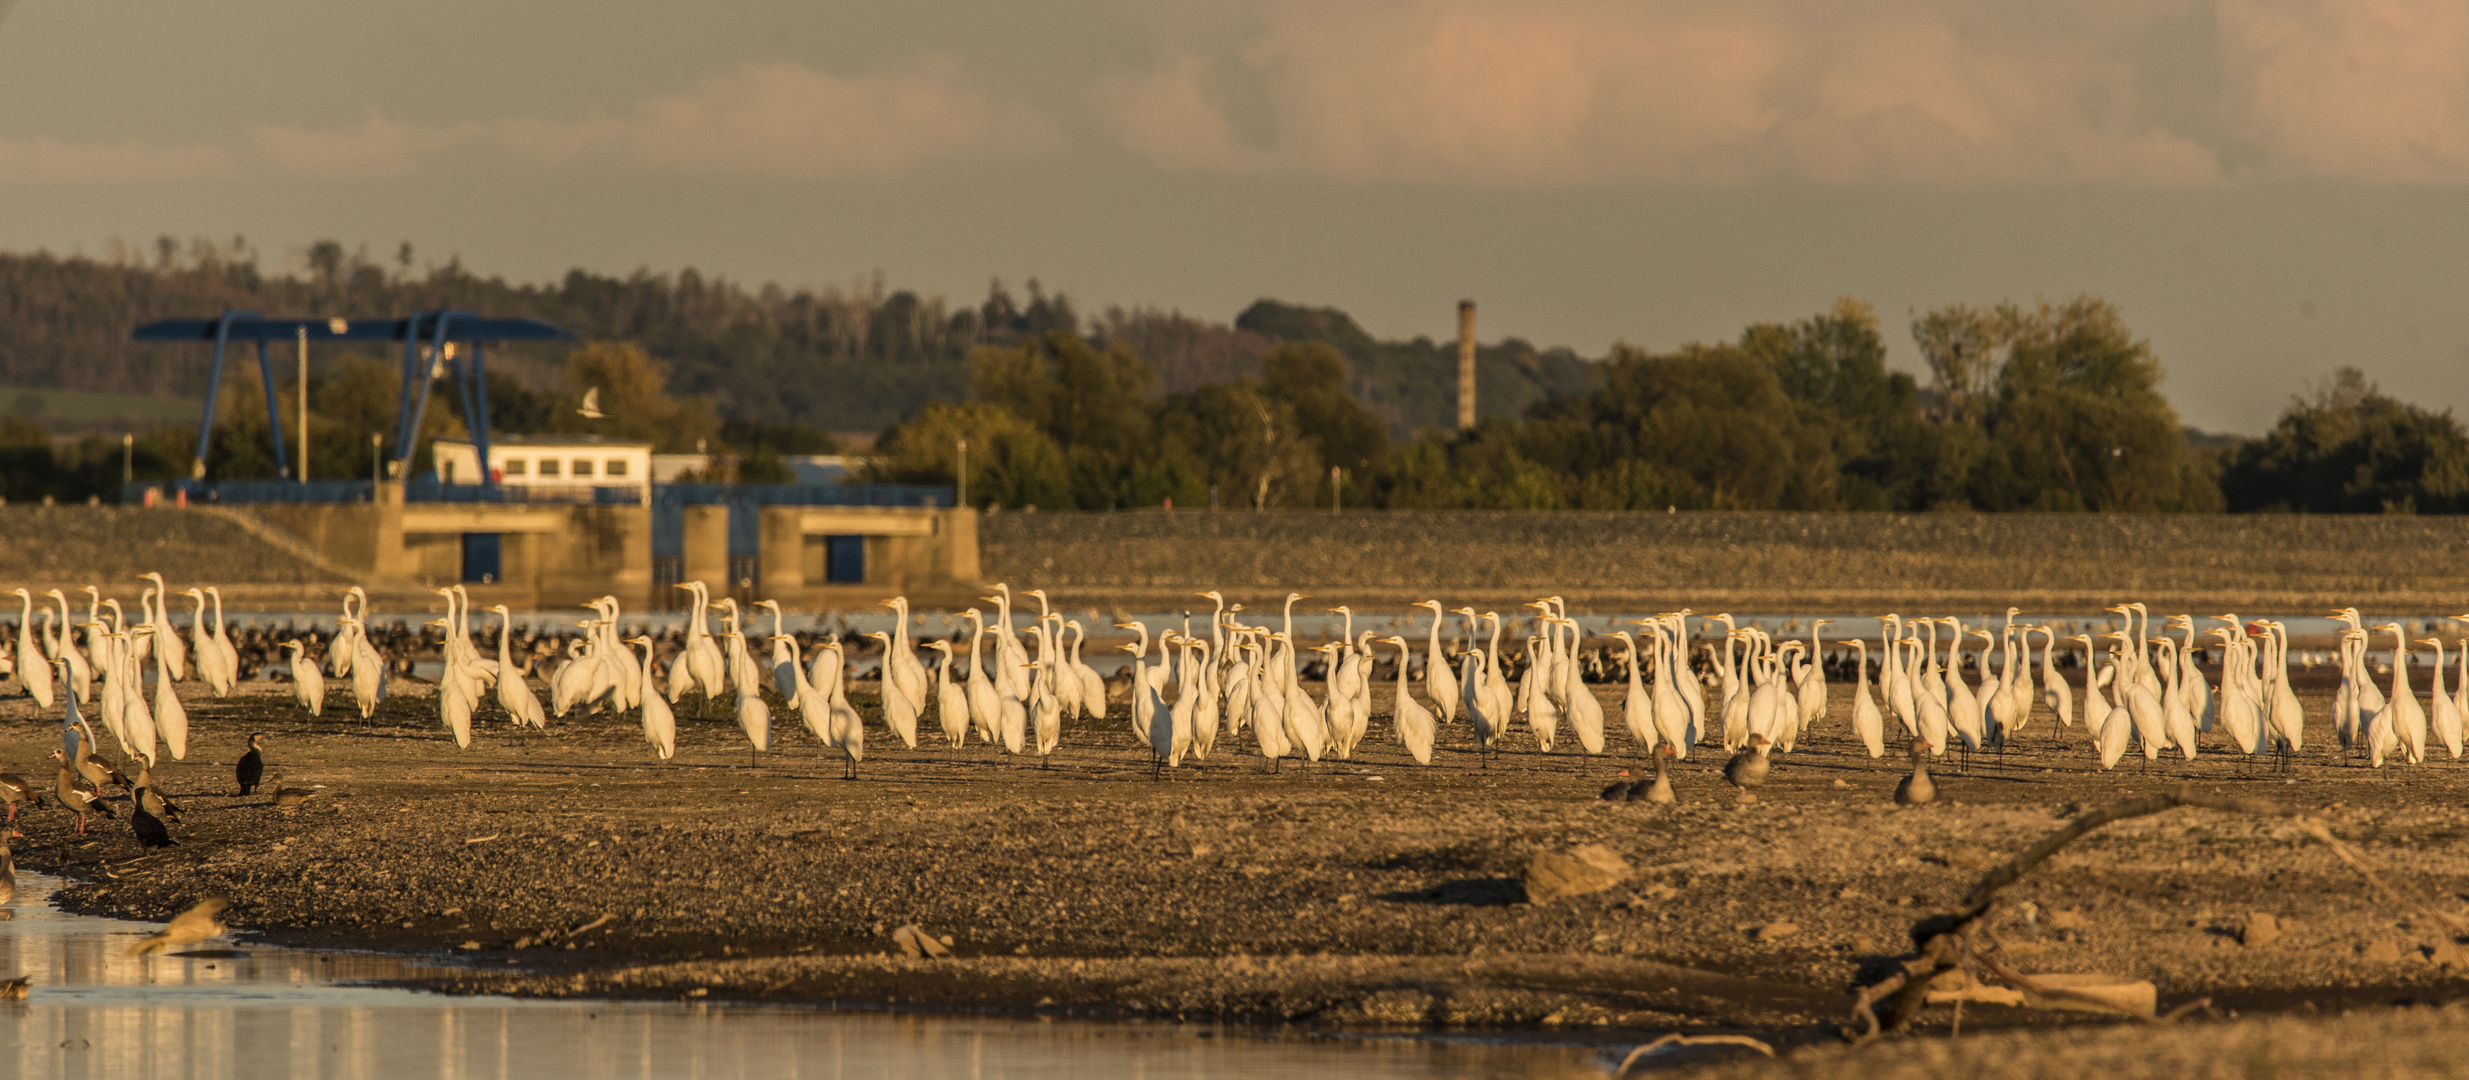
5,580 -> 2466,805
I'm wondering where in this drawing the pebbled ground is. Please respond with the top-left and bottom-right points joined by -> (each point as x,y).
1,668 -> 2464,1072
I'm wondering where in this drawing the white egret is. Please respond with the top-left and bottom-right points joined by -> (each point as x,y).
1416,600 -> 1459,723
1381,636 -> 1436,765
285,640 -> 325,716
627,636 -> 676,759
924,640 -> 970,748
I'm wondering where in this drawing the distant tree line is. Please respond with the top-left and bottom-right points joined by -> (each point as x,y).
871,296 -> 2242,513
2,239 -> 2466,513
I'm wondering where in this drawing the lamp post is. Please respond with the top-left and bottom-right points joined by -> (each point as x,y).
297,325 -> 309,484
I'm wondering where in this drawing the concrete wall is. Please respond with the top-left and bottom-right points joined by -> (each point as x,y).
755,506 -> 980,608
235,497 -> 976,612
977,510 -> 2469,613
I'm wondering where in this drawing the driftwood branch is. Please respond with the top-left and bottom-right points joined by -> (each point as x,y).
1616,1032 -> 1775,1074
1844,785 -> 2463,1044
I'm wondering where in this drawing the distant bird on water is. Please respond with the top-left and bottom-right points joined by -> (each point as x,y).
126,896 -> 230,957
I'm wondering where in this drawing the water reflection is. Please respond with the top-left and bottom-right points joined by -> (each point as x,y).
0,875 -> 1612,1079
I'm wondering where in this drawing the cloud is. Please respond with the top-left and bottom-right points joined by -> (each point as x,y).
2218,0 -> 2469,181
245,56 -> 1059,181
0,135 -> 237,183
1093,0 -> 2469,186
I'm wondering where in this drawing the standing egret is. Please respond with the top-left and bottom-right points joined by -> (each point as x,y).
10,589 -> 52,708
924,640 -> 970,748
1459,651 -> 1497,764
1848,638 -> 1885,758
1066,621 -> 1107,721
1611,631 -> 1654,755
1382,636 -> 1436,765
203,587 -> 240,691
627,636 -> 676,759
961,612 -> 999,744
148,626 -> 188,760
1416,600 -> 1459,723
490,606 -> 547,730
1559,619 -> 1608,755
2038,626 -> 2073,729
2437,636 -> 2469,761
49,590 -> 92,705
725,629 -> 772,757
880,597 -> 930,722
862,631 -> 923,749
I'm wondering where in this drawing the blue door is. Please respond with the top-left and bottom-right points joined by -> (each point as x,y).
461,533 -> 501,584
825,535 -> 866,583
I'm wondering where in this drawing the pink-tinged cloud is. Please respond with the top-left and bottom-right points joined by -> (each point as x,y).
246,57 -> 1059,181
0,135 -> 237,184
2220,0 -> 2469,181
1095,0 -> 2469,186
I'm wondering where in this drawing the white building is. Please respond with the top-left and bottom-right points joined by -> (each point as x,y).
647,453 -> 870,484
432,435 -> 654,490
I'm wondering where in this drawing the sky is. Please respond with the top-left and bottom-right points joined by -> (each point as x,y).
3,0 -> 2468,433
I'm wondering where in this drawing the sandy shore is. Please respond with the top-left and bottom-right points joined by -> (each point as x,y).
5,673 -> 2465,1069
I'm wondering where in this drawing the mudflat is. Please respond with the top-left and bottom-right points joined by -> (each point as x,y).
5,673 -> 2465,1071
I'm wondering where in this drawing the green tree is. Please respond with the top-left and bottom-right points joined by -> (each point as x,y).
2219,367 -> 2469,513
868,400 -> 1068,510
1978,297 -> 2218,512
1158,379 -> 1319,509
1519,341 -> 1836,510
1262,342 -> 1389,472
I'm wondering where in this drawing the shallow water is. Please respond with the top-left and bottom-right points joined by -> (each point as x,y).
0,874 -> 1616,1079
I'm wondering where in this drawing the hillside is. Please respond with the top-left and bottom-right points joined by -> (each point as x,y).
0,244 -> 1596,437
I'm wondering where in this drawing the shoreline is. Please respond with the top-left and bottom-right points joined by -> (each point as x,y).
9,679 -> 2466,1044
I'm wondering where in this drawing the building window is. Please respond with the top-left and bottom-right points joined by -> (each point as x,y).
605,458 -> 629,477
538,458 -> 560,478
573,459 -> 595,478
442,460 -> 457,483
502,458 -> 527,476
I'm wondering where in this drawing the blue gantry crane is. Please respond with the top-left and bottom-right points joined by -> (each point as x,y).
132,310 -> 570,489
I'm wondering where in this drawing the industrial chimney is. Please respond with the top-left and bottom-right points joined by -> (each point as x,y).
1456,300 -> 1476,430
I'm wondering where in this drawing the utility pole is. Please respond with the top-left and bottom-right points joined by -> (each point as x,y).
297,325 -> 310,484
955,438 -> 968,508
371,432 -> 381,487
122,433 -> 133,486
1330,466 -> 1341,513
1456,300 -> 1477,430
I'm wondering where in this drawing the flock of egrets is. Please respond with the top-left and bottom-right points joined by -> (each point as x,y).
8,578 -> 2465,784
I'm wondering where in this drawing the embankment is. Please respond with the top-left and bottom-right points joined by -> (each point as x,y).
981,510 -> 2469,613
0,505 -> 394,608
